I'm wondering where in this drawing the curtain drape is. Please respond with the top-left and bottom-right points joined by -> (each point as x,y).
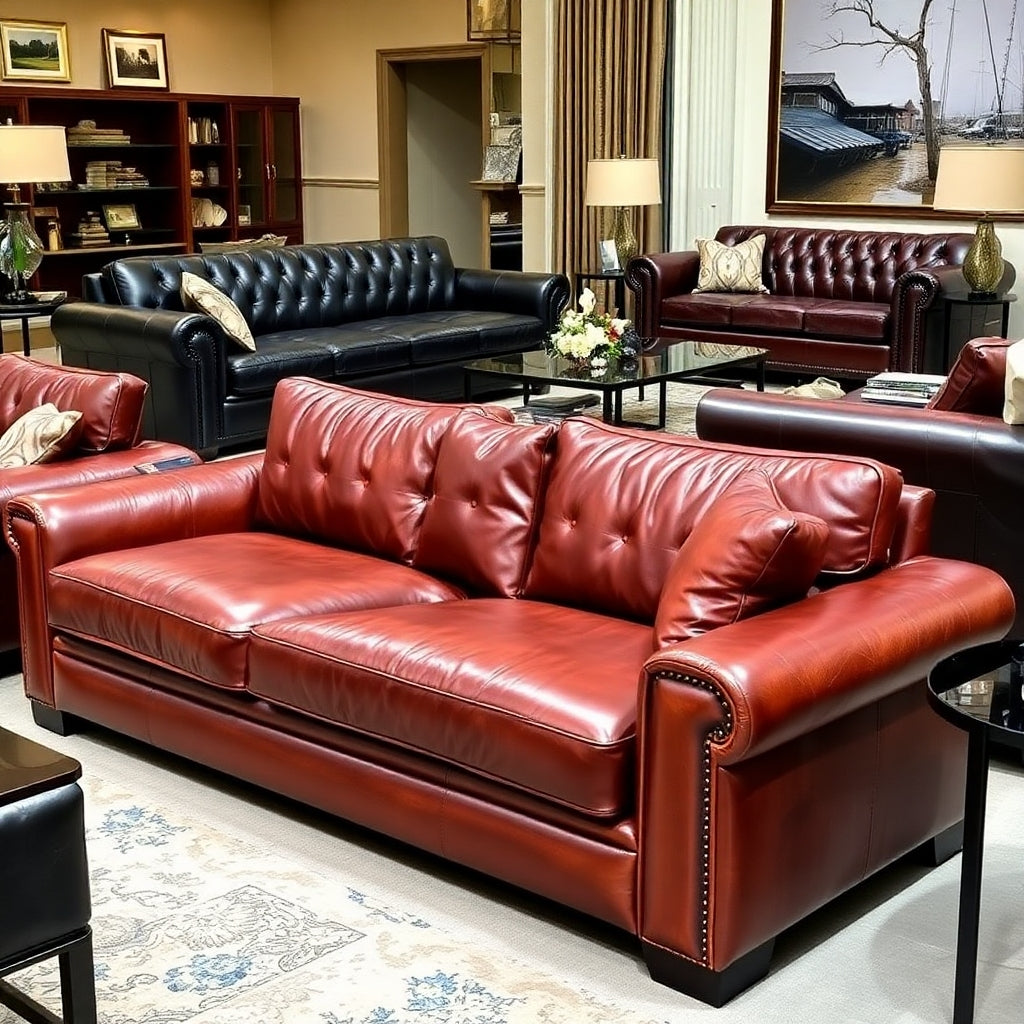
553,0 -> 668,313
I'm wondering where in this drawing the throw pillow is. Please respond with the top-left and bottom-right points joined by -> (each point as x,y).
693,234 -> 769,294
180,271 -> 256,352
653,470 -> 829,651
0,403 -> 83,468
1003,338 -> 1024,424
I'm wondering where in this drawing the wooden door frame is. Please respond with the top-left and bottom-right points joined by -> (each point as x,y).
376,43 -> 490,238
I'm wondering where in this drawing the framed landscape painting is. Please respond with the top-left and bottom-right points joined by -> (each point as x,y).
0,20 -> 70,82
767,0 -> 1024,220
102,28 -> 169,90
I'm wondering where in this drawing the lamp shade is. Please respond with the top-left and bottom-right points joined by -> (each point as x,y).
932,145 -> 1024,213
0,125 -> 71,185
585,158 -> 661,207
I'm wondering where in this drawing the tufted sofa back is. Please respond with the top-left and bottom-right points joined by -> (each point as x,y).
0,355 -> 147,452
92,236 -> 460,336
715,225 -> 972,304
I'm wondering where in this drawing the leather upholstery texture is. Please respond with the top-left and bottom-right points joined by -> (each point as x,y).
928,335 -> 1011,415
53,236 -> 571,455
626,225 -> 976,378
7,378 -> 1016,1005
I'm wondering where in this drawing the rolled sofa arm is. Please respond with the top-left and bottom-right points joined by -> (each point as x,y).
625,251 -> 701,337
890,269 -> 942,372
6,454 -> 263,706
51,303 -> 227,452
454,268 -> 571,331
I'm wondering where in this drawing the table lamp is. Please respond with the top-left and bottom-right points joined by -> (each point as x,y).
584,156 -> 661,268
0,124 -> 71,304
932,145 -> 1024,298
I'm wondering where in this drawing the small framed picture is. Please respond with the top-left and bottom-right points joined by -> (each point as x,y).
102,28 -> 169,90
237,204 -> 251,227
0,20 -> 70,82
102,204 -> 141,231
599,238 -> 620,272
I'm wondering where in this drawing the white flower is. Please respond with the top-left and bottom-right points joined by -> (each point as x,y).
609,317 -> 630,336
578,288 -> 596,316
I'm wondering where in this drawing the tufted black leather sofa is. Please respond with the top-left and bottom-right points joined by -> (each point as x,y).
625,225 -> 998,380
52,236 -> 570,455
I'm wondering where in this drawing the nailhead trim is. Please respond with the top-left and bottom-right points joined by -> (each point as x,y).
658,668 -> 733,962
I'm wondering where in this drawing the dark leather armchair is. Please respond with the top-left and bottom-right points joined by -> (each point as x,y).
0,356 -> 196,659
695,336 -> 1024,636
626,225 -> 985,380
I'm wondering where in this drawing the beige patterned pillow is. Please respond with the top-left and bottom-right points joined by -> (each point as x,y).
0,403 -> 83,468
1003,338 -> 1024,424
694,234 -> 769,294
180,271 -> 257,352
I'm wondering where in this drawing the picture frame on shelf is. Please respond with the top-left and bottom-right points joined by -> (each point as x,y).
102,28 -> 169,90
467,0 -> 521,41
102,204 -> 141,231
0,20 -> 70,82
599,239 -> 620,272
481,144 -> 521,183
237,205 -> 251,227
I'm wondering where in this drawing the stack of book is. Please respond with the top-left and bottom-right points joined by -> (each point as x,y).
81,160 -> 149,189
510,393 -> 600,423
66,213 -> 110,248
67,122 -> 131,146
860,372 -> 947,406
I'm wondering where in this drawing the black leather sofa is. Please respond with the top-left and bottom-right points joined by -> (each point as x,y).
52,236 -> 570,455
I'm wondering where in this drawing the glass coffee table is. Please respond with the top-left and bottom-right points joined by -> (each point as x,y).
463,339 -> 767,428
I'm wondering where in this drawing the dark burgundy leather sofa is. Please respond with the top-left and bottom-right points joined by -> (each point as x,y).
6,379 -> 1013,1005
627,225 -> 979,380
697,335 -> 1024,639
0,355 -> 195,660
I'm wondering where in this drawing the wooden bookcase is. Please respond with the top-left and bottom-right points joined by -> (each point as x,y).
0,86 -> 302,295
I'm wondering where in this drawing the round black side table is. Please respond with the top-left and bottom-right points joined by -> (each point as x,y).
0,293 -> 68,357
927,639 -> 1024,1024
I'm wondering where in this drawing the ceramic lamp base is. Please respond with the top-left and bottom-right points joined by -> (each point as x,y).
611,206 -> 638,268
963,218 -> 1004,297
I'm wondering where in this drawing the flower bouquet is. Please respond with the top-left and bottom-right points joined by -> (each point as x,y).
545,288 -> 631,371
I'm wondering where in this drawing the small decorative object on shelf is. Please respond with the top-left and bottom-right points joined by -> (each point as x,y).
67,211 -> 110,249
545,287 -> 630,370
205,161 -> 220,186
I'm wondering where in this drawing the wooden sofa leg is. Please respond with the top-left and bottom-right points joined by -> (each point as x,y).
31,701 -> 81,736
641,937 -> 774,1006
916,820 -> 964,866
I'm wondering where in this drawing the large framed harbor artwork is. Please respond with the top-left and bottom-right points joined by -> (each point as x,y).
767,0 -> 1024,219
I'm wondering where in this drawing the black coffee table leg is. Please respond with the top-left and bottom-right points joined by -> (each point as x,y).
953,726 -> 990,1024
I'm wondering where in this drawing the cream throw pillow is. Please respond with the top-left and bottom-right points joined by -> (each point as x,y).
180,271 -> 257,352
1003,338 -> 1024,424
694,234 -> 769,294
0,403 -> 83,468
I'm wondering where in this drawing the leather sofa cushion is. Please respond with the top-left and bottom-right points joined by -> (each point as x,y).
661,293 -> 735,326
928,336 -> 1012,415
802,299 -> 889,341
47,532 -> 464,689
729,296 -> 806,331
255,379 -> 503,563
248,598 -> 651,818
0,356 -> 147,453
226,330 -> 411,396
524,418 -> 902,622
414,412 -> 556,597
653,471 -> 829,650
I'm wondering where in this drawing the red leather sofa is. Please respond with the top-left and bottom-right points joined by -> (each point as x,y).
0,355 -> 195,659
696,336 -> 1024,639
626,225 -> 980,379
6,379 -> 1013,1005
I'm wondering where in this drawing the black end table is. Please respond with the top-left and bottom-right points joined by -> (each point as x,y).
928,292 -> 1016,373
0,294 -> 68,357
927,640 -> 1024,1024
0,726 -> 95,1023
576,270 -> 627,318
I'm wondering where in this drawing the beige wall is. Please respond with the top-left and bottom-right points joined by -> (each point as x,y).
0,1 -> 275,95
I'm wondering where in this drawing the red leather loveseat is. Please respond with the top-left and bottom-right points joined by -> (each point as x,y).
626,225 -> 978,380
6,379 -> 1013,1005
0,355 -> 195,659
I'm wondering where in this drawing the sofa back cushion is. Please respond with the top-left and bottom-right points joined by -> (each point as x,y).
927,336 -> 1011,415
715,225 -> 972,304
653,471 -> 829,650
523,418 -> 903,622
0,355 -> 147,452
414,412 -> 556,596
255,379 -> 508,563
98,237 -> 458,336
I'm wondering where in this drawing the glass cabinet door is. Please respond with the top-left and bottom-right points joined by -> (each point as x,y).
233,106 -> 267,227
270,106 -> 299,224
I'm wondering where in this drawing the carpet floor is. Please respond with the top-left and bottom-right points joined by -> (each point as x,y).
1,673 -> 1023,1023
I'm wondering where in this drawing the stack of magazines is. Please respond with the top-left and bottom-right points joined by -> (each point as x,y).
861,372 -> 947,406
